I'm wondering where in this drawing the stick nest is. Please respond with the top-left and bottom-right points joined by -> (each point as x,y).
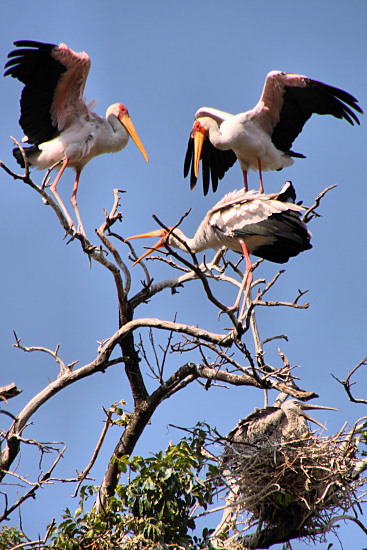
220,431 -> 364,534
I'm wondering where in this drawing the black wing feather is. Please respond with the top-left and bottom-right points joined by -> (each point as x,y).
272,79 -> 363,154
248,212 -> 312,263
4,41 -> 67,144
12,144 -> 39,168
184,133 -> 237,196
206,141 -> 219,194
183,136 -> 194,178
233,182 -> 312,263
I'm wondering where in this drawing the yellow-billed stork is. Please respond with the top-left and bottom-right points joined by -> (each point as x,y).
4,40 -> 149,234
126,181 -> 312,309
184,71 -> 363,195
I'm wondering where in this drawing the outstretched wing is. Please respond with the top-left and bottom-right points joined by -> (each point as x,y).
250,70 -> 363,155
4,40 -> 91,144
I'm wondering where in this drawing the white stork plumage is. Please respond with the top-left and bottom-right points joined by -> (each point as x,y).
227,400 -> 337,446
4,40 -> 149,234
184,71 -> 363,195
126,182 -> 312,309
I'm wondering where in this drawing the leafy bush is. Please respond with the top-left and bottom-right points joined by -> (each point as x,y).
49,427 -> 217,549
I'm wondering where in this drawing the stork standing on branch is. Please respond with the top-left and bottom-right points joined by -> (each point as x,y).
126,181 -> 312,310
184,71 -> 363,195
4,40 -> 149,234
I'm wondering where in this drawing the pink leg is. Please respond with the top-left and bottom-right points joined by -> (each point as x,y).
71,171 -> 85,235
257,158 -> 264,194
230,240 -> 253,311
242,170 -> 248,192
49,158 -> 75,231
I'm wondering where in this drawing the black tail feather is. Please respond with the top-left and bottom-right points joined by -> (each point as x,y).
12,145 -> 39,168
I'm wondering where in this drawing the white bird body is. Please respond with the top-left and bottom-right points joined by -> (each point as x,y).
30,106 -> 131,172
127,182 -> 311,309
178,186 -> 306,256
5,41 -> 149,233
196,109 -> 294,174
184,71 -> 363,195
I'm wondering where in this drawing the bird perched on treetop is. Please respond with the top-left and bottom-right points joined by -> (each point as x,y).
126,181 -> 311,310
4,40 -> 149,234
184,70 -> 363,195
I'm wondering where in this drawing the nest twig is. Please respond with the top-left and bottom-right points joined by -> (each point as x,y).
218,430 -> 364,539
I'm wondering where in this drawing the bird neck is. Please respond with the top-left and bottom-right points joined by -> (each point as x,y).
169,221 -> 214,254
201,117 -> 231,150
107,114 -> 129,150
168,230 -> 197,253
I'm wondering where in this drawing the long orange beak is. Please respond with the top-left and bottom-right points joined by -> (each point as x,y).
125,229 -> 169,266
120,112 -> 149,163
193,121 -> 206,178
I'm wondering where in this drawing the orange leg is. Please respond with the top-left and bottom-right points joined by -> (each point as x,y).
49,157 -> 75,231
71,170 -> 85,236
257,158 -> 264,194
229,240 -> 253,311
242,170 -> 248,192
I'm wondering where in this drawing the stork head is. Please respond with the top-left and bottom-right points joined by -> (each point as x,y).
107,103 -> 149,162
125,228 -> 172,266
283,400 -> 337,431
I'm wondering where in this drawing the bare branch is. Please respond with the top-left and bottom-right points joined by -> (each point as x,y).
254,298 -> 309,310
0,446 -> 66,522
98,318 -> 235,357
301,184 -> 337,223
13,331 -> 68,376
95,189 -> 131,295
332,355 -> 367,405
73,409 -> 112,497
0,382 -> 22,402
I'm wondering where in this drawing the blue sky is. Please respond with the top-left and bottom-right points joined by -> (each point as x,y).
0,2 -> 366,548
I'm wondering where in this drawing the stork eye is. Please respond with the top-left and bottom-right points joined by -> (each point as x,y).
192,121 -> 206,138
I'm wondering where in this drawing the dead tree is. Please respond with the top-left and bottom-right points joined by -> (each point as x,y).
0,156 -> 365,549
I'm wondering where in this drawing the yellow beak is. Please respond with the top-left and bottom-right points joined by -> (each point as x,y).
193,122 -> 206,178
125,229 -> 169,266
120,112 -> 149,163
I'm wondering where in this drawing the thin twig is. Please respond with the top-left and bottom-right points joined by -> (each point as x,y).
301,184 -> 337,223
13,331 -> 68,376
73,410 -> 112,497
0,447 -> 66,522
332,355 -> 367,405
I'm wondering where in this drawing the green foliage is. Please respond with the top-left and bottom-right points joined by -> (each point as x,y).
49,426 -> 217,549
273,491 -> 292,507
116,431 -> 215,546
48,486 -> 105,549
0,526 -> 27,549
109,400 -> 131,428
358,426 -> 367,456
